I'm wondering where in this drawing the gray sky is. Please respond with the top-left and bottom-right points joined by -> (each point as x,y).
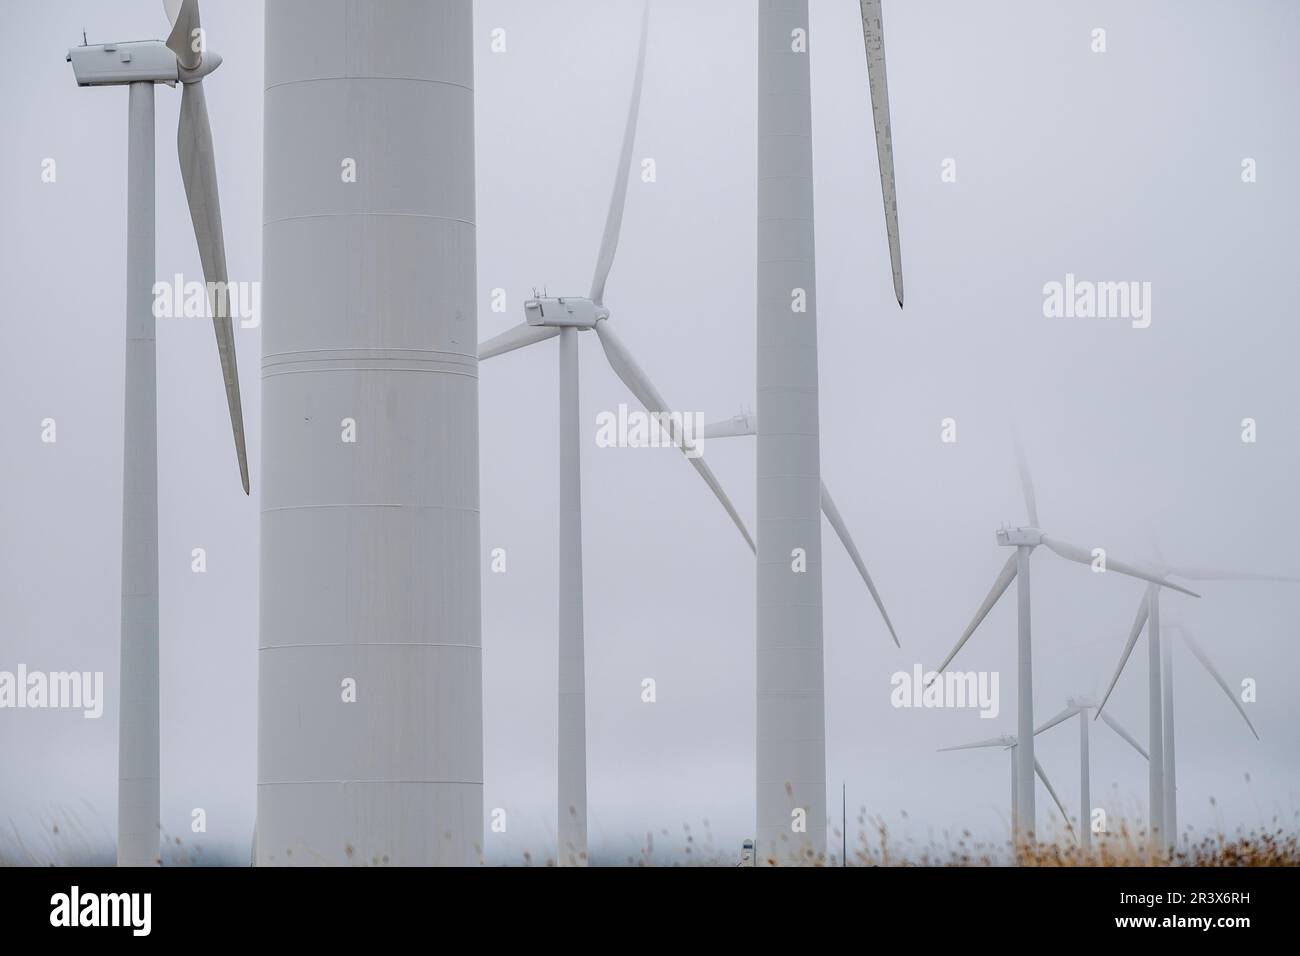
2,0 -> 1298,864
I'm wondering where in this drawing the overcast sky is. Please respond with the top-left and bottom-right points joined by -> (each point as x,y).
1,0 -> 1298,864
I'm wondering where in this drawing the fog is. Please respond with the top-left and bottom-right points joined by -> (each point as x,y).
1,0 -> 1297,864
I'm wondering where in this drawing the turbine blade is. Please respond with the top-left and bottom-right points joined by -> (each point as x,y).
594,321 -> 754,553
858,0 -> 903,307
821,481 -> 898,646
1095,594 -> 1149,717
938,736 -> 1009,752
1033,705 -> 1080,737
1034,759 -> 1076,841
165,0 -> 202,71
933,552 -> 1017,674
1097,709 -> 1149,761
478,323 -> 559,362
1165,565 -> 1300,583
1011,426 -> 1040,528
589,2 -> 650,307
1039,536 -> 1200,597
177,79 -> 249,494
1179,627 -> 1259,740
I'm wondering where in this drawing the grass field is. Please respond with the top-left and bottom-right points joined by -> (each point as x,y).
4,806 -> 1297,866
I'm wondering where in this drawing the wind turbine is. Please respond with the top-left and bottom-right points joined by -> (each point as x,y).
477,4 -> 752,867
753,0 -> 905,865
67,0 -> 248,867
1034,696 -> 1148,852
938,733 -> 1074,847
931,437 -> 1198,845
1096,558 -> 1291,850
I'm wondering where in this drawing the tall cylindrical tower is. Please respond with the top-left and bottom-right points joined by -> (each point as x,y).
756,0 -> 826,864
257,0 -> 482,866
119,81 -> 159,868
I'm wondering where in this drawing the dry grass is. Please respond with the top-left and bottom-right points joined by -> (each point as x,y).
522,805 -> 1300,866
826,810 -> 1300,867
0,805 -> 234,867
5,802 -> 1297,867
0,802 -> 113,867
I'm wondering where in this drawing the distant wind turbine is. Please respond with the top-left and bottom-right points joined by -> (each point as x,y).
1034,696 -> 1148,852
938,733 -> 1074,846
477,4 -> 752,867
67,0 -> 249,867
1096,557 -> 1292,850
931,434 -> 1197,845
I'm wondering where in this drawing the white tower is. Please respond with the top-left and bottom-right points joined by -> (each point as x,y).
756,0 -> 826,864
257,0 -> 483,865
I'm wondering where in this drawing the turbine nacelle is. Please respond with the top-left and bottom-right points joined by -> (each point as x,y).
523,296 -> 607,330
997,527 -> 1043,548
727,408 -> 757,436
67,40 -> 179,86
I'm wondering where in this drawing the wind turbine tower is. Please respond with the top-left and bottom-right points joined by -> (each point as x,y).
257,0 -> 482,865
755,0 -> 904,865
755,0 -> 830,865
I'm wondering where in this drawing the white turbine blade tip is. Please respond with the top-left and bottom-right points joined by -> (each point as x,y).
938,737 -> 1006,752
175,80 -> 247,492
821,481 -> 899,646
1034,760 -> 1075,841
1181,629 -> 1260,740
1170,565 -> 1300,583
936,552 -> 1018,674
1098,710 -> 1149,761
860,0 -> 903,307
1042,536 -> 1201,597
1095,594 -> 1149,717
588,2 -> 650,305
